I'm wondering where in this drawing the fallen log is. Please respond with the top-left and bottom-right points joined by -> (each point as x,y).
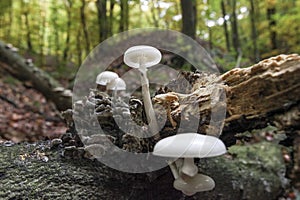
0,54 -> 299,199
0,41 -> 72,111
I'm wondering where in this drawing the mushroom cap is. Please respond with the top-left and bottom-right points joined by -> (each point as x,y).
153,133 -> 226,158
96,71 -> 119,85
107,77 -> 126,91
124,45 -> 162,68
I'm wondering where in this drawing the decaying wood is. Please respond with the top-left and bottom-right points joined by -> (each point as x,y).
161,54 -> 300,143
0,54 -> 299,199
0,41 -> 72,111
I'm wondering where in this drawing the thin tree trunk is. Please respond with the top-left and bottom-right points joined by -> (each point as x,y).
208,27 -> 213,50
63,0 -> 72,64
80,0 -> 90,54
230,0 -> 240,57
50,6 -> 60,65
124,0 -> 129,30
23,9 -> 33,52
119,0 -> 129,32
267,3 -> 277,50
221,0 -> 230,52
108,0 -> 115,37
96,0 -> 107,42
249,0 -> 259,62
180,0 -> 197,39
76,29 -> 83,67
39,7 -> 46,66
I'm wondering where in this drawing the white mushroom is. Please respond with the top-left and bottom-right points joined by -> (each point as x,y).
96,71 -> 119,91
174,173 -> 215,196
153,133 -> 226,195
106,77 -> 127,97
107,77 -> 126,91
124,45 -> 162,138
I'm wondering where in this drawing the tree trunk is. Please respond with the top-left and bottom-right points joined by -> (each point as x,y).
39,7 -> 46,66
249,0 -> 259,62
96,0 -> 107,42
50,4 -> 60,64
63,0 -> 72,64
180,0 -> 197,39
221,0 -> 230,52
229,0 -> 241,57
0,54 -> 299,199
23,9 -> 33,52
108,0 -> 115,37
0,41 -> 71,111
119,0 -> 129,32
267,2 -> 277,50
80,0 -> 90,54
76,28 -> 83,67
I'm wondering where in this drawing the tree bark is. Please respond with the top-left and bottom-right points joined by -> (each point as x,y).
221,0 -> 230,52
267,2 -> 277,50
119,0 -> 129,32
180,0 -> 197,39
0,53 -> 299,199
229,0 -> 241,58
0,41 -> 71,111
249,0 -> 259,62
80,0 -> 90,54
108,0 -> 115,37
96,0 -> 107,42
23,8 -> 33,52
63,0 -> 72,64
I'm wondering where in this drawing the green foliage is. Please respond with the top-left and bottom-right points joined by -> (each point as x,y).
0,0 -> 299,74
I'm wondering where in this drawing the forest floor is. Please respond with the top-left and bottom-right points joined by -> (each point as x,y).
0,72 -> 66,143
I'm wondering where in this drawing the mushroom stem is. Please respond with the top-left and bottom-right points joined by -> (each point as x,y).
167,161 -> 179,179
139,62 -> 160,139
181,158 -> 198,177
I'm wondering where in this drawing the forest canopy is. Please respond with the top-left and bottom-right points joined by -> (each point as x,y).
0,0 -> 299,74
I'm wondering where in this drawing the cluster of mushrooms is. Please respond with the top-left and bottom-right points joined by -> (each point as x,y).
95,45 -> 227,196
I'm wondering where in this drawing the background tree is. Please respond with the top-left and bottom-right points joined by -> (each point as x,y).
249,0 -> 259,62
267,0 -> 277,50
0,0 -> 299,75
80,0 -> 90,54
221,0 -> 230,52
180,0 -> 197,39
96,0 -> 108,42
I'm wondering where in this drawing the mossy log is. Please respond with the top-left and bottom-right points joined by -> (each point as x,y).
0,41 -> 71,111
0,141 -> 286,200
0,54 -> 299,199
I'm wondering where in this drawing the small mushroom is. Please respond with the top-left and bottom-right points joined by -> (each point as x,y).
153,133 -> 226,195
107,77 -> 126,91
96,71 -> 119,91
124,45 -> 162,138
